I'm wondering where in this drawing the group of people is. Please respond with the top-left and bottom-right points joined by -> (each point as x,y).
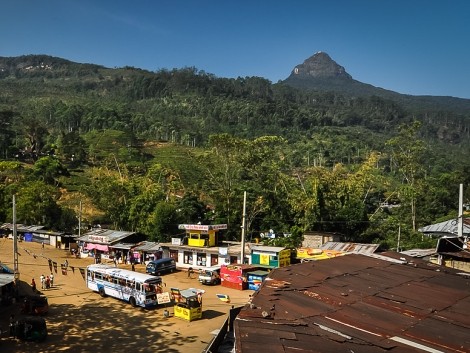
40,274 -> 54,289
31,274 -> 54,292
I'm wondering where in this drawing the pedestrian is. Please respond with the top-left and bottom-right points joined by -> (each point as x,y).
42,241 -> 44,249
31,278 -> 36,293
50,273 -> 54,287
113,257 -> 118,267
40,274 -> 45,289
188,267 -> 193,278
63,259 -> 69,268
45,275 -> 51,289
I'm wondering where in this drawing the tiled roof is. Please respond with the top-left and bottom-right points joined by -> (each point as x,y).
234,253 -> 470,352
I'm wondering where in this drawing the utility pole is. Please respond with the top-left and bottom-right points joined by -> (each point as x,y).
397,224 -> 401,253
13,194 -> 19,280
78,199 -> 82,238
240,191 -> 247,264
458,184 -> 463,237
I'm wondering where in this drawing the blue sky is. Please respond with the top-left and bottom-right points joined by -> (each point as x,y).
1,0 -> 469,98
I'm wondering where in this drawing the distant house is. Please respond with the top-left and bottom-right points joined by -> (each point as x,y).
0,223 -> 71,249
301,231 -> 341,248
418,217 -> 470,238
76,228 -> 144,261
250,245 -> 290,268
159,224 -> 252,270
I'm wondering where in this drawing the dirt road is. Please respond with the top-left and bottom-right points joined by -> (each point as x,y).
0,238 -> 253,353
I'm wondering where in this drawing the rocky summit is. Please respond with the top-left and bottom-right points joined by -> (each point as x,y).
288,51 -> 352,80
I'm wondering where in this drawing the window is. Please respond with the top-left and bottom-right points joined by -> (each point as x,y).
184,251 -> 193,265
197,253 -> 206,266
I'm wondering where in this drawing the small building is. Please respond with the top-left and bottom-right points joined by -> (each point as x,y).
76,228 -> 144,261
247,270 -> 269,291
431,236 -> 470,272
178,223 -> 227,247
0,264 -> 16,306
418,217 -> 470,238
302,231 -> 342,248
133,241 -> 163,264
220,264 -> 258,291
250,245 -> 290,268
160,224 -> 253,270
160,240 -> 250,270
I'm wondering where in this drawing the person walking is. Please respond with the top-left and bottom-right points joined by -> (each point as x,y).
31,278 -> 37,293
50,273 -> 54,287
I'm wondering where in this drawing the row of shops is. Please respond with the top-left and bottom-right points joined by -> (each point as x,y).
1,223 -> 293,272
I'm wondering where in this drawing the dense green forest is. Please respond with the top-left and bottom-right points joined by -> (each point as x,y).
1,55 -> 470,250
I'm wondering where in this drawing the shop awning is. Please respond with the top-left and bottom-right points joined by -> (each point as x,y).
86,243 -> 109,252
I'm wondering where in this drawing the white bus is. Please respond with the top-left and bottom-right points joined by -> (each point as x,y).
86,264 -> 163,308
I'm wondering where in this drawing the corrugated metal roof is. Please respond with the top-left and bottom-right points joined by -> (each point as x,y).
400,249 -> 436,257
1,223 -> 45,232
133,241 -> 161,252
419,217 -> 470,235
76,228 -> 135,244
251,245 -> 286,253
234,253 -> 470,353
320,241 -> 380,254
0,273 -> 15,287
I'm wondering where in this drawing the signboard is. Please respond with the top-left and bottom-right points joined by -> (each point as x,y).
178,224 -> 228,231
171,238 -> 182,245
88,235 -> 108,243
157,292 -> 172,304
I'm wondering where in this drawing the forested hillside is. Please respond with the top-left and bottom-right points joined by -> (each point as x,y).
1,54 -> 469,251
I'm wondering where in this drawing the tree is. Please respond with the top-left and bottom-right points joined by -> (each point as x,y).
149,201 -> 180,242
13,181 -> 62,228
386,121 -> 427,231
30,156 -> 69,186
57,131 -> 88,166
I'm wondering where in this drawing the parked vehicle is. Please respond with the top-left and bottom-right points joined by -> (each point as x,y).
21,295 -> 49,315
10,316 -> 48,342
86,264 -> 163,308
198,265 -> 221,285
146,258 -> 176,276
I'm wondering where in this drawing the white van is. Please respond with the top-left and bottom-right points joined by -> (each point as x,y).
198,265 -> 221,285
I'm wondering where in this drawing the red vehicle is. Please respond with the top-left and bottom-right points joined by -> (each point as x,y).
21,295 -> 49,315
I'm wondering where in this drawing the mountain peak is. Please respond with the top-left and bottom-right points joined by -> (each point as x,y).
289,51 -> 352,80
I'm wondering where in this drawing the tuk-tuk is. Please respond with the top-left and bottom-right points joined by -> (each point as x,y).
11,316 -> 48,342
21,295 -> 49,315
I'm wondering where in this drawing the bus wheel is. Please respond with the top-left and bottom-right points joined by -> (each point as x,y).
129,297 -> 136,307
99,287 -> 106,297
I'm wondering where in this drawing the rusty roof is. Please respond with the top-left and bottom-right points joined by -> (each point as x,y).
234,253 -> 470,353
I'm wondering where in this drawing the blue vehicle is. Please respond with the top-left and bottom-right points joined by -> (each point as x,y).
145,258 -> 176,276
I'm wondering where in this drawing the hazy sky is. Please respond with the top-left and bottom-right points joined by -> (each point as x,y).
1,0 -> 469,98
